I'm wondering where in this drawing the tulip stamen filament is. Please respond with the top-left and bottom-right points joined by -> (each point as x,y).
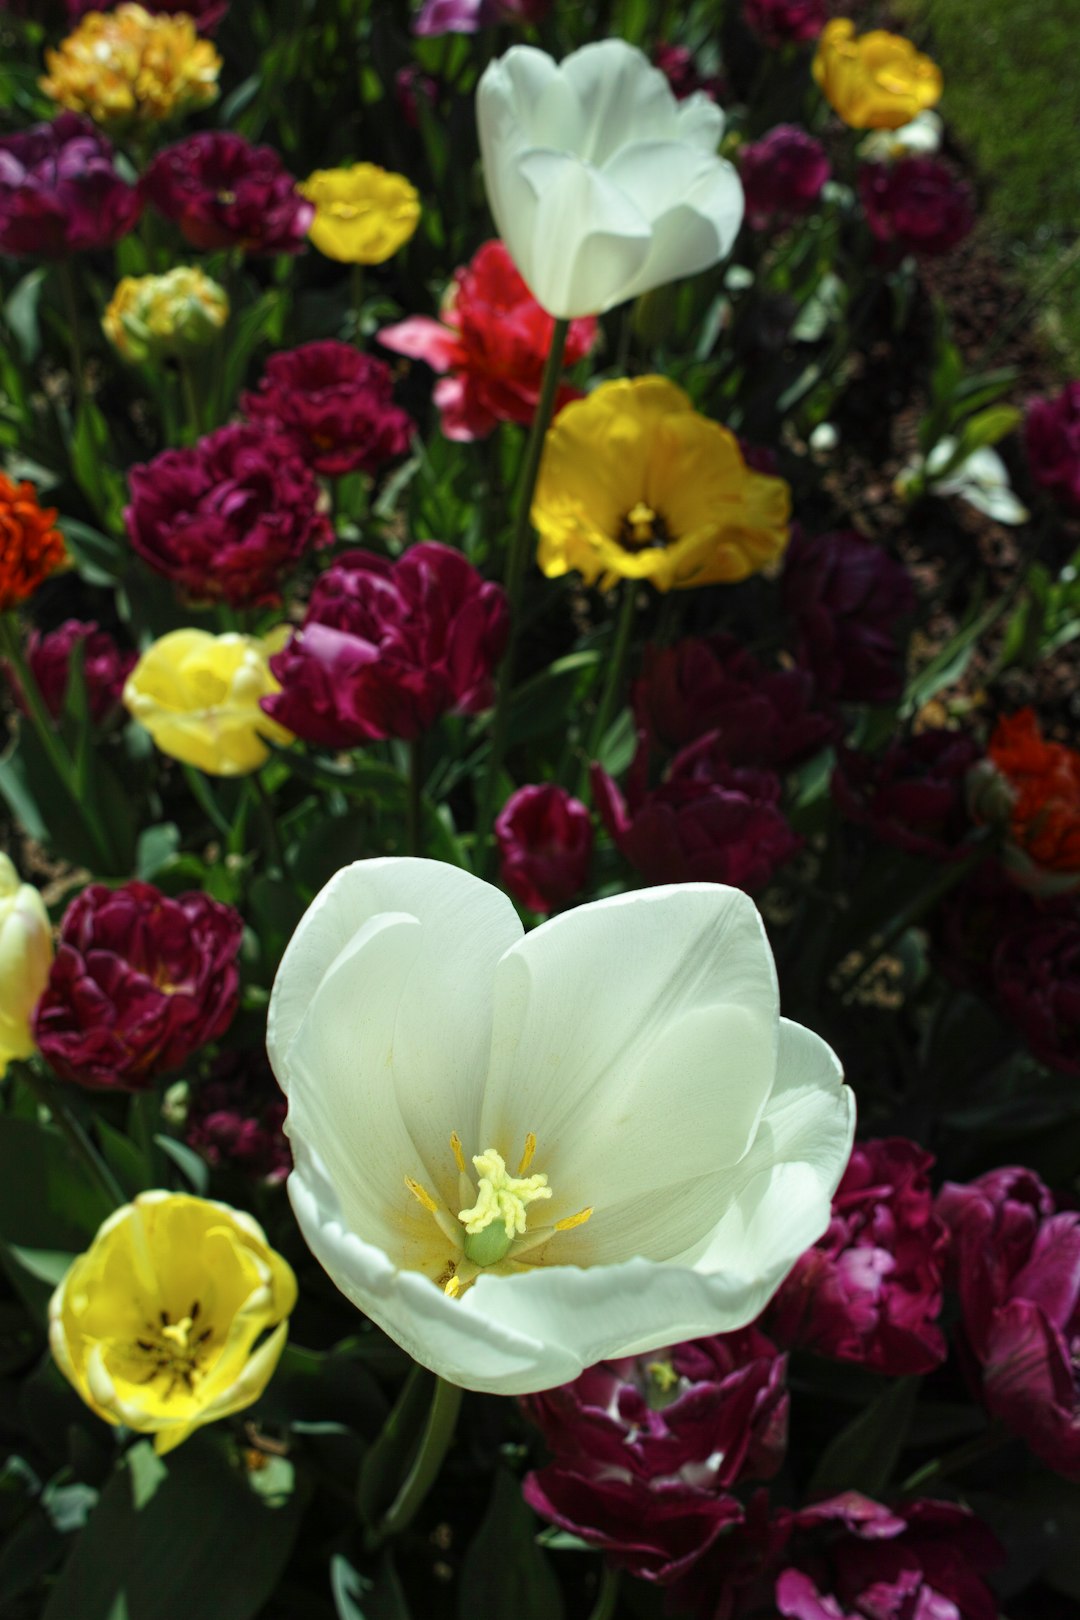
449,1131 -> 466,1173
517,1133 -> 537,1175
405,1175 -> 465,1248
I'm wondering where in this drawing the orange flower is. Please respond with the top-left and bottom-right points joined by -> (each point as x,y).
987,708 -> 1080,880
0,474 -> 66,613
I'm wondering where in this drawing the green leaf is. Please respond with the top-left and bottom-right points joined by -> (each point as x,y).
332,1553 -> 411,1620
505,653 -> 601,746
0,1509 -> 65,1609
5,1245 -> 75,1287
59,517 -> 127,587
43,1435 -> 308,1620
0,1116 -> 112,1254
152,1135 -> 210,1196
5,268 -> 47,364
457,1470 -> 566,1620
807,1376 -> 921,1499
70,399 -> 125,531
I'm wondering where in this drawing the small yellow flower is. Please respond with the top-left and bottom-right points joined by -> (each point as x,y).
41,3 -> 221,132
812,20 -> 943,131
103,267 -> 229,366
123,627 -> 294,777
0,853 -> 52,1076
299,164 -> 421,265
50,1192 -> 297,1457
532,376 -> 791,592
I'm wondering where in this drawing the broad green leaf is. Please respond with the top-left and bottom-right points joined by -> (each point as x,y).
457,1470 -> 566,1620
807,1375 -> 920,1499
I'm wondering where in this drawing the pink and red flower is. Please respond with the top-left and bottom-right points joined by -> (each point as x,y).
142,132 -> 313,256
495,784 -> 592,914
740,126 -> 831,232
34,882 -> 243,1092
9,619 -> 135,727
262,542 -> 508,745
125,423 -> 333,608
832,728 -> 981,861
743,0 -> 826,46
859,158 -> 976,259
768,1137 -> 949,1376
184,1049 -> 290,1185
0,114 -> 141,258
379,239 -> 597,441
241,341 -> 414,479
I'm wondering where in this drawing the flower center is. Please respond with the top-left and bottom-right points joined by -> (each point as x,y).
619,500 -> 672,553
405,1133 -> 593,1297
133,1300 -> 213,1399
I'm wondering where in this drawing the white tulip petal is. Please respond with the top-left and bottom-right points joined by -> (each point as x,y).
561,40 -> 681,164
675,90 -> 726,150
515,149 -> 653,317
480,884 -> 778,1217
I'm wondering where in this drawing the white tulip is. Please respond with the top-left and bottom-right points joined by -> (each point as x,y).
268,858 -> 854,1395
476,40 -> 745,319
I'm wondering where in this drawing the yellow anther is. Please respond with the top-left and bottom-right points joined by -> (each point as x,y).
647,1360 -> 679,1394
404,1176 -> 439,1215
554,1206 -> 593,1233
449,1131 -> 466,1173
444,1274 -> 461,1299
517,1133 -> 537,1175
627,500 -> 658,544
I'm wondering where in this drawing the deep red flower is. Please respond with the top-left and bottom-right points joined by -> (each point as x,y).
184,1049 -> 290,1185
522,1329 -> 786,1586
9,619 -> 135,726
633,635 -> 836,764
0,114 -> 141,258
125,423 -> 333,608
740,126 -> 831,231
859,158 -> 976,258
66,0 -> 228,27
379,239 -> 597,440
142,131 -> 313,255
743,0 -> 826,46
33,882 -> 243,1092
1025,382 -> 1080,514
937,1167 -> 1080,1478
495,784 -> 592,914
782,529 -> 916,705
832,728 -> 981,861
652,44 -> 725,102
768,1138 -> 949,1375
263,542 -> 508,745
242,341 -> 414,479
992,916 -> 1080,1075
983,708 -> 1080,884
593,735 -> 801,893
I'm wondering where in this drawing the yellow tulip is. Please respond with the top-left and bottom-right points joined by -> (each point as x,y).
50,1192 -> 297,1457
103,267 -> 229,366
0,853 -> 52,1076
41,3 -> 221,132
812,20 -> 943,131
299,164 -> 421,265
531,376 -> 791,592
123,628 -> 294,777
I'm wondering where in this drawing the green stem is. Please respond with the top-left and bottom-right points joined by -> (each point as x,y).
0,616 -> 114,873
577,582 -> 638,798
899,1423 -> 1012,1494
178,355 -> 201,442
407,736 -> 424,859
586,1566 -> 620,1620
16,1062 -> 126,1210
251,770 -> 286,875
57,259 -> 86,412
473,318 -> 570,876
367,1375 -> 463,1549
181,763 -> 233,840
351,264 -> 365,342
834,830 -> 997,1000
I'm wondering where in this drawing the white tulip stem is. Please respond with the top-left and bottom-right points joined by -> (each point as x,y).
365,1372 -> 464,1549
474,317 -> 570,876
586,1565 -> 620,1620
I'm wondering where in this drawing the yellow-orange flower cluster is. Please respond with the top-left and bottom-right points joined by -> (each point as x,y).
812,20 -> 943,131
987,708 -> 1080,887
0,473 -> 66,614
41,4 -> 221,133
532,377 -> 791,592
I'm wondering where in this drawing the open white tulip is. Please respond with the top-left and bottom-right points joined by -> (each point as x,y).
269,859 -> 854,1395
476,40 -> 745,319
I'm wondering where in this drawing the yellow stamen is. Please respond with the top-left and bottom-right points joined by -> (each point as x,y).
160,1315 -> 194,1348
517,1132 -> 537,1175
444,1274 -> 461,1299
404,1176 -> 439,1215
449,1131 -> 466,1173
554,1206 -> 593,1232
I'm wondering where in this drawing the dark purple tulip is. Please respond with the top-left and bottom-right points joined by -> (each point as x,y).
0,114 -> 141,258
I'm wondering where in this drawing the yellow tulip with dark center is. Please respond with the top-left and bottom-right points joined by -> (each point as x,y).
532,377 -> 791,592
49,1192 -> 296,1456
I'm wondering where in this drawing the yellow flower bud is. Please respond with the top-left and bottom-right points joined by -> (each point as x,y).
123,628 -> 294,777
299,163 -> 421,265
812,20 -> 943,131
49,1191 -> 297,1457
0,853 -> 52,1075
103,267 -> 229,366
41,3 -> 221,132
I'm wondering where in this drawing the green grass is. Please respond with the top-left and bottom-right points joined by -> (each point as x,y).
903,0 -> 1080,371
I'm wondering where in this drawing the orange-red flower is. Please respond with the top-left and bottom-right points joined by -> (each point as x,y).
987,709 -> 1080,879
0,474 -> 66,613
